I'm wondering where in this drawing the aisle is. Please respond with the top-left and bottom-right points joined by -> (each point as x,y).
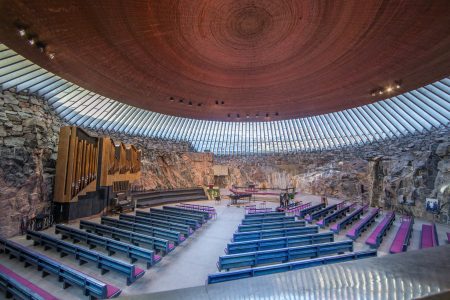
123,201 -> 245,295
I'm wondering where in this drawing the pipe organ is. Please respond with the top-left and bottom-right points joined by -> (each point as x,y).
54,126 -> 141,221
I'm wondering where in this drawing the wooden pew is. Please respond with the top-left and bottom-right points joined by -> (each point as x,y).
208,250 -> 377,284
420,223 -> 439,249
244,212 -> 286,219
389,217 -> 414,254
101,216 -> 185,245
26,231 -> 145,286
217,240 -> 354,271
0,238 -> 121,299
241,216 -> 296,225
55,224 -> 161,268
316,205 -> 351,228
346,208 -> 380,240
226,232 -> 334,254
330,205 -> 367,234
298,203 -> 326,218
365,212 -> 395,248
162,206 -> 209,221
233,226 -> 319,242
136,210 -> 200,229
237,220 -> 306,232
0,263 -> 58,300
80,220 -> 174,254
119,214 -> 193,237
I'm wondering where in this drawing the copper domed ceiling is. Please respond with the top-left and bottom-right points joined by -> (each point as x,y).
0,0 -> 450,121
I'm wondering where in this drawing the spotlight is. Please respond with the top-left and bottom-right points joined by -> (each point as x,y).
47,52 -> 55,60
386,86 -> 393,92
255,113 -> 259,117
169,96 -> 174,102
265,113 -> 269,118
275,112 -> 279,116
28,38 -> 35,45
197,103 -> 202,107
179,99 -> 184,103
188,101 -> 192,106
395,80 -> 401,89
246,114 -> 250,118
371,91 -> 376,97
378,90 -> 383,95
237,114 -> 240,118
221,101 -> 224,105
215,100 -> 219,105
227,114 -> 231,118
18,28 -> 26,37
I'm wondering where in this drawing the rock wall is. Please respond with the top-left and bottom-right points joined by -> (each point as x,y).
215,127 -> 450,221
0,90 -> 64,238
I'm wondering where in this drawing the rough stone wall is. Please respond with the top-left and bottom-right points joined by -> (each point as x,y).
107,133 -> 214,189
216,127 -> 450,221
0,90 -> 64,238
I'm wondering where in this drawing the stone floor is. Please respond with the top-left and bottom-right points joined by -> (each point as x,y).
0,193 -> 449,299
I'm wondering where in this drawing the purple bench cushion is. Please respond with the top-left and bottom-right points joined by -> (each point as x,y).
390,219 -> 412,253
0,263 -> 59,300
169,243 -> 175,250
154,255 -> 162,263
106,284 -> 122,298
366,212 -> 393,246
133,267 -> 145,277
347,209 -> 378,238
421,224 -> 434,248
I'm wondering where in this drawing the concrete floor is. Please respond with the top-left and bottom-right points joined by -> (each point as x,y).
0,193 -> 449,299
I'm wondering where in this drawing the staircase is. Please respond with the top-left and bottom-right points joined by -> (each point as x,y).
133,188 -> 208,208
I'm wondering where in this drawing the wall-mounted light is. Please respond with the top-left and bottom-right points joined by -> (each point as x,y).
246,114 -> 250,118
188,101 -> 193,106
28,37 -> 35,45
47,52 -> 55,60
395,80 -> 402,89
237,114 -> 240,118
197,103 -> 202,107
17,28 -> 26,37
275,112 -> 279,116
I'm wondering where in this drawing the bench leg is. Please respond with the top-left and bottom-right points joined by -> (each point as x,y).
89,244 -> 96,250
108,250 -> 116,256
63,281 -> 72,289
5,291 -> 13,299
131,257 -> 137,264
101,268 -> 109,275
24,261 -> 31,268
60,252 -> 68,258
42,270 -> 50,278
79,259 -> 87,266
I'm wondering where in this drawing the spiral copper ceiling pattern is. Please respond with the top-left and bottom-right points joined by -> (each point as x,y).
0,0 -> 449,121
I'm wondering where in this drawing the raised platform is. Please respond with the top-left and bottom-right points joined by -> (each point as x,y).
124,245 -> 450,300
134,188 -> 207,208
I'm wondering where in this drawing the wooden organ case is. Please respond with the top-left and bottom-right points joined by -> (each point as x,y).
54,126 -> 141,222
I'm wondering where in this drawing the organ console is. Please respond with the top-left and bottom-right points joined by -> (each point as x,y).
54,126 -> 141,221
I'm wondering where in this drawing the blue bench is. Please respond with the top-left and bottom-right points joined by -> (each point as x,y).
233,226 -> 319,242
161,206 -> 209,222
163,205 -> 211,219
26,231 -> 145,286
0,263 -> 58,300
316,205 -> 351,228
55,224 -> 161,269
298,203 -> 326,218
305,204 -> 338,223
346,208 -> 379,240
119,214 -> 192,236
330,205 -> 366,233
365,212 -> 395,248
0,238 -> 121,299
80,220 -> 174,254
237,220 -> 306,232
217,240 -> 353,271
241,216 -> 296,225
101,216 -> 184,245
226,232 -> 334,254
136,210 -> 200,229
244,212 -> 286,219
208,250 -> 377,284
